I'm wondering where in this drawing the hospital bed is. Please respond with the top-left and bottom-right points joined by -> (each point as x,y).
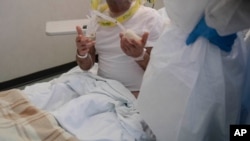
0,63 -> 156,141
0,18 -> 157,141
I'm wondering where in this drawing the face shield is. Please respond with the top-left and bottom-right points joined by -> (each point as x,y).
91,0 -> 108,12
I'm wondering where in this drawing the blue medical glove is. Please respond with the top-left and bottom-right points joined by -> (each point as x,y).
186,16 -> 237,52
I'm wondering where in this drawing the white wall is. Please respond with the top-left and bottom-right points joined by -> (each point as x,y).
0,0 -> 163,82
0,0 -> 90,82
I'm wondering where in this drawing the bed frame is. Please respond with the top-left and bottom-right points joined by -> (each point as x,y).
0,61 -> 77,91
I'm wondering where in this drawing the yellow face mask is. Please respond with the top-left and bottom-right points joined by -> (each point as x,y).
90,0 -> 156,27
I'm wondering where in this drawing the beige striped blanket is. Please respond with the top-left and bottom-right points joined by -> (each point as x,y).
0,89 -> 79,141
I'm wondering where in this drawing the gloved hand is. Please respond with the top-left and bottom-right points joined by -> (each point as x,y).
186,16 -> 237,52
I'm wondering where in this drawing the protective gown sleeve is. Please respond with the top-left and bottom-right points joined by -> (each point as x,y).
205,0 -> 250,36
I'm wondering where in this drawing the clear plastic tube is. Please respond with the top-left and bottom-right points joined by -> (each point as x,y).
92,10 -> 142,40
92,10 -> 126,32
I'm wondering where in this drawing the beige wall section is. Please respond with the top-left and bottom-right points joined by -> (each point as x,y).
0,0 -> 90,82
0,0 -> 163,82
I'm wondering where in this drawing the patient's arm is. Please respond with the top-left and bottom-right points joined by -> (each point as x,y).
135,47 -> 151,70
75,26 -> 96,71
120,32 -> 150,70
76,47 -> 96,71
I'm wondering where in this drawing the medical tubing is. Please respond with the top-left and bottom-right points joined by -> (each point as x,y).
92,10 -> 142,40
92,10 -> 126,32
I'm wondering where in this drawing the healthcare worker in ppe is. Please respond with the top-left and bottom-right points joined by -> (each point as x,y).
137,0 -> 249,140
185,0 -> 250,126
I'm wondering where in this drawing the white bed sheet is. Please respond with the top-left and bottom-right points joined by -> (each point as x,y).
22,64 -> 155,141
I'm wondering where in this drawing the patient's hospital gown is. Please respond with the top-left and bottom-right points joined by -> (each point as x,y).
137,0 -> 247,140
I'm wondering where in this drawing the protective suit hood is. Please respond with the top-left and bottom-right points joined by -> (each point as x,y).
163,0 -> 209,33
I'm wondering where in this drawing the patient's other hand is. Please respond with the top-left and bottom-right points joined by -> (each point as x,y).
120,32 -> 149,58
75,26 -> 95,56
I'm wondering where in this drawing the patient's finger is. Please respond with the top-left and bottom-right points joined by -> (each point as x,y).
76,34 -> 82,42
76,26 -> 84,35
120,39 -> 129,53
85,41 -> 95,48
119,32 -> 124,39
141,32 -> 149,46
130,32 -> 149,48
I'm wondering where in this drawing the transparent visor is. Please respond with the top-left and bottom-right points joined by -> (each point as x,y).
91,0 -> 108,11
90,0 -> 154,11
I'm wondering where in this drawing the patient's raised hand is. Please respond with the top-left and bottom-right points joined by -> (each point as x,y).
75,26 -> 95,56
120,31 -> 149,59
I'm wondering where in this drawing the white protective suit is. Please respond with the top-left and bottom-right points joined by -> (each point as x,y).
137,0 -> 248,141
205,0 -> 250,36
241,31 -> 250,124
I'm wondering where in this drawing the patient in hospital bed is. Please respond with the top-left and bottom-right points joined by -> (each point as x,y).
0,0 -> 165,141
76,0 -> 164,98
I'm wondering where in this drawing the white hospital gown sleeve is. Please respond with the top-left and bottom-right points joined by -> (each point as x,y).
205,0 -> 250,35
141,7 -> 165,47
